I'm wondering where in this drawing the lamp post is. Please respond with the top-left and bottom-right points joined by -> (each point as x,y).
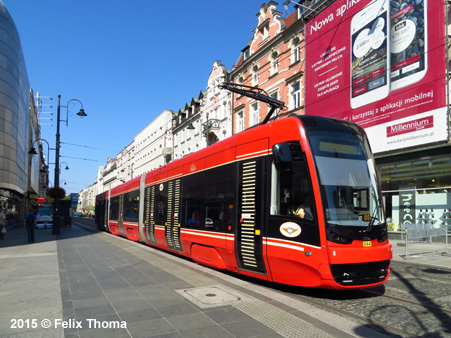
53,94 -> 87,234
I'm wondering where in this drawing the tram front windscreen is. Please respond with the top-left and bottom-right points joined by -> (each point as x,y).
308,130 -> 385,231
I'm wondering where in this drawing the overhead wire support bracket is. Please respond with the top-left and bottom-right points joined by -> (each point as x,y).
219,82 -> 286,125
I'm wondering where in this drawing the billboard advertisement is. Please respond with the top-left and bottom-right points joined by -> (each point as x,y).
305,0 -> 447,153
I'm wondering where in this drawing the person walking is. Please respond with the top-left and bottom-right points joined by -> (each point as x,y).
24,208 -> 37,243
0,208 -> 6,240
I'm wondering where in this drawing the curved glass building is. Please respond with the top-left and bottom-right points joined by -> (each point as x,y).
0,1 -> 31,211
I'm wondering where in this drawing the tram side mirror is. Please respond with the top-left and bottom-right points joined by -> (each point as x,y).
272,142 -> 292,170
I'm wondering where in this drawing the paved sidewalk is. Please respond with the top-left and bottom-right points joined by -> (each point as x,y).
390,237 -> 450,269
0,220 -> 448,338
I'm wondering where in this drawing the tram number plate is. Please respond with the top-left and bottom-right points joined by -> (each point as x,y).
363,241 -> 372,247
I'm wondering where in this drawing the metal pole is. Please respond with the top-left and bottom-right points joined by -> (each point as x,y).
206,112 -> 209,147
52,94 -> 61,235
54,95 -> 61,189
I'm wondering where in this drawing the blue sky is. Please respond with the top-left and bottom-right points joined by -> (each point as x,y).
3,0 -> 297,195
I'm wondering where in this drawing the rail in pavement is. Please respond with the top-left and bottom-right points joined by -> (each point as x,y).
0,220 -> 393,338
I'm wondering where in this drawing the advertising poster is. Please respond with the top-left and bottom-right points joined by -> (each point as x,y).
305,0 -> 447,153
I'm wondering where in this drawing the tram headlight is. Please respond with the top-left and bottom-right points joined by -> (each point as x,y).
326,229 -> 353,244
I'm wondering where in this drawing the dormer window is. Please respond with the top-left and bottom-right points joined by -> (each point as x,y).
258,19 -> 270,41
242,46 -> 250,61
262,24 -> 269,40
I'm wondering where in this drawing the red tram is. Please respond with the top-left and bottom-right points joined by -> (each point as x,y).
95,115 -> 392,289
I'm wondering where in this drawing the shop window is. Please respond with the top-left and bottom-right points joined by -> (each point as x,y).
378,154 -> 451,231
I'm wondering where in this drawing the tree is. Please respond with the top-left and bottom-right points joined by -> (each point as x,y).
46,187 -> 66,200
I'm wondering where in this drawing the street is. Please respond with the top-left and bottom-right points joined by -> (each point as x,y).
1,218 -> 450,337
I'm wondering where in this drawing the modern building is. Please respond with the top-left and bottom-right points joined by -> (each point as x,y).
116,141 -> 135,183
0,1 -> 44,219
134,109 -> 174,176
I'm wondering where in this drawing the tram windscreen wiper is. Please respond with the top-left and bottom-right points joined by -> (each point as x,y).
365,184 -> 382,233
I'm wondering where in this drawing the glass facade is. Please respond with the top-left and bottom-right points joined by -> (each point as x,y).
0,1 -> 31,197
376,145 -> 451,231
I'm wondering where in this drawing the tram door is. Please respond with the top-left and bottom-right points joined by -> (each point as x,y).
236,159 -> 266,274
104,199 -> 109,231
165,179 -> 183,252
117,195 -> 125,236
144,185 -> 157,245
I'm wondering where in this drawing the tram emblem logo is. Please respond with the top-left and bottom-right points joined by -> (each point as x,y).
190,164 -> 196,172
279,222 -> 301,238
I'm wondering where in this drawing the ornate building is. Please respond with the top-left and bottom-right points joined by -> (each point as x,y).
230,2 -> 305,132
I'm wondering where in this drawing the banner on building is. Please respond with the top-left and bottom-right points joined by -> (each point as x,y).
305,0 -> 447,153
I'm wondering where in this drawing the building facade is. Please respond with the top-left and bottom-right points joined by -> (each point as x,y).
297,0 -> 451,230
116,141 -> 135,183
201,61 -> 232,146
173,97 -> 202,161
0,1 -> 42,219
230,2 -> 305,132
84,1 -> 451,234
134,109 -> 174,176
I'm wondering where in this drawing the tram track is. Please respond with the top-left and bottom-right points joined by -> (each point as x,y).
360,287 -> 451,316
289,292 -> 417,338
276,264 -> 451,338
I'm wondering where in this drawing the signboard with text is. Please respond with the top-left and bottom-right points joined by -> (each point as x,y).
305,0 -> 448,153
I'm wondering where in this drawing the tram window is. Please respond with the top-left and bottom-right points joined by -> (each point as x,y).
186,200 -> 202,227
123,190 -> 139,222
184,173 -> 204,228
270,142 -> 315,221
110,197 -> 119,220
183,163 -> 235,231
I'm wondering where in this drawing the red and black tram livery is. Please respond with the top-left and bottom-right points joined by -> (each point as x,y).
95,115 -> 392,289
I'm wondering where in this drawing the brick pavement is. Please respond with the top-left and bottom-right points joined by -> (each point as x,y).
2,218 -> 446,338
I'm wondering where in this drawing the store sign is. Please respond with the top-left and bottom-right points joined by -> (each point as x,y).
399,186 -> 416,225
70,193 -> 79,206
305,0 -> 447,153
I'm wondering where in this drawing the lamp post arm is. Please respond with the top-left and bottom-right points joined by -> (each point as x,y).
59,98 -> 85,126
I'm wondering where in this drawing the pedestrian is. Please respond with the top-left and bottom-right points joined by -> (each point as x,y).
0,208 -> 6,240
24,208 -> 36,243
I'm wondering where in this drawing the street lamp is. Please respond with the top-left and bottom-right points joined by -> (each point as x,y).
59,162 -> 70,171
29,138 -> 53,160
53,94 -> 87,234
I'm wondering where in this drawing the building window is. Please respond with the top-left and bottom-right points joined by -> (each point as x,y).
290,81 -> 301,110
237,110 -> 244,132
252,65 -> 259,86
271,52 -> 279,76
243,47 -> 250,61
251,102 -> 259,126
262,25 -> 269,40
293,39 -> 301,64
